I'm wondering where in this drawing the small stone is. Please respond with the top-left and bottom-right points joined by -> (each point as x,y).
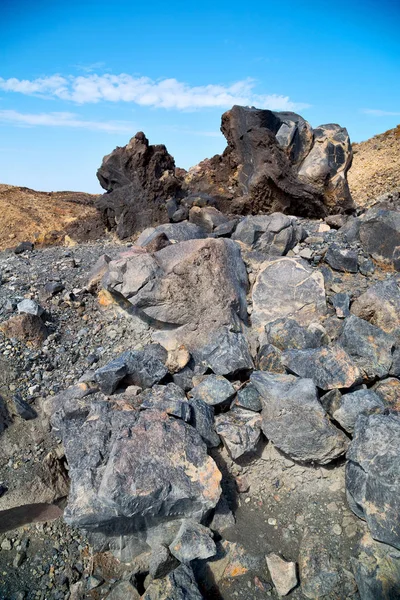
13,551 -> 26,567
266,553 -> 298,596
14,241 -> 33,254
331,293 -> 350,318
332,524 -> 342,536
13,394 -> 37,420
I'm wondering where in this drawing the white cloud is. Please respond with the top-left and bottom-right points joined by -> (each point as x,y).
0,109 -> 133,132
362,109 -> 400,117
0,73 -> 310,111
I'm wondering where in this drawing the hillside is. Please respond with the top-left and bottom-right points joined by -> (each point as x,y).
0,184 -> 104,251
348,124 -> 400,207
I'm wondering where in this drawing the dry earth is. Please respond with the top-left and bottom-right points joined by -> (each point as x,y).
0,185 -> 104,251
348,124 -> 400,208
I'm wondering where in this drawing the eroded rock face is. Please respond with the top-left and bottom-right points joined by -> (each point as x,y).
346,412 -> 400,549
251,372 -> 348,464
96,132 -> 182,238
52,396 -> 221,559
185,106 -> 354,217
102,238 -> 250,353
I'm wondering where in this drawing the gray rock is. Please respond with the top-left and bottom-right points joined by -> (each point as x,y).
256,343 -> 285,373
252,258 -> 326,336
149,545 -> 179,580
319,389 -> 342,416
325,244 -> 358,273
332,389 -> 384,434
142,564 -> 203,600
192,327 -> 254,376
265,317 -> 327,350
339,315 -> 395,381
189,375 -> 235,406
188,397 -> 220,448
14,241 -> 33,254
210,495 -> 235,533
13,394 -> 37,420
44,281 -> 65,296
215,408 -> 262,459
351,532 -> 400,600
339,216 -> 361,243
351,278 -> 400,338
94,356 -> 128,395
139,384 -> 191,422
189,206 -> 230,233
17,299 -> 43,317
282,345 -> 361,390
373,378 -> 400,409
359,207 -> 400,263
232,213 -> 302,256
233,383 -> 262,412
59,402 -> 221,560
331,293 -> 350,318
136,222 -> 207,245
251,372 -> 348,464
346,411 -> 400,549
358,256 -> 375,276
169,519 -> 216,563
212,219 -> 238,237
106,581 -> 140,600
172,365 -> 194,392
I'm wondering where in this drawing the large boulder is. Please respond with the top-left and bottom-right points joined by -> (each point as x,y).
185,106 -> 354,217
251,258 -> 326,335
52,397 -> 221,560
251,372 -> 348,464
346,411 -> 400,550
359,207 -> 400,264
102,237 -> 250,353
96,132 -> 182,238
351,278 -> 400,338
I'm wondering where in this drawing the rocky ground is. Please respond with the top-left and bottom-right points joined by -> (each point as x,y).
348,124 -> 400,207
1,113 -> 400,600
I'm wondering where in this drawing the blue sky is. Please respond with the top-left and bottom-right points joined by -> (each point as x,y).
1,0 -> 399,193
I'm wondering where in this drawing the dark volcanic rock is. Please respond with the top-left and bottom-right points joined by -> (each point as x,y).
332,389 -> 384,434
13,393 -> 37,420
346,411 -> 400,549
188,397 -> 220,448
136,222 -> 207,245
351,532 -> 400,600
96,132 -> 182,238
94,350 -> 168,394
139,384 -> 191,422
142,564 -> 203,600
281,345 -> 361,390
232,213 -> 303,255
191,327 -> 254,376
256,343 -> 286,373
265,317 -> 327,351
351,278 -> 400,337
251,372 -> 348,464
185,105 -> 354,217
233,383 -> 262,412
215,408 -> 262,459
359,207 -> 400,263
325,244 -> 358,273
58,402 -> 221,560
339,315 -> 395,381
0,395 -> 10,434
189,375 -> 235,406
169,519 -> 216,563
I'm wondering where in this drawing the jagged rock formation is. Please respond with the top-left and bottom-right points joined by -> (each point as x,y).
96,132 -> 182,238
96,106 -> 354,238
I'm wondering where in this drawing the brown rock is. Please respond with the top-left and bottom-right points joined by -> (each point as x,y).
0,313 -> 48,347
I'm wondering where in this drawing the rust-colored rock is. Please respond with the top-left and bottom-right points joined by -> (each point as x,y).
0,313 -> 48,347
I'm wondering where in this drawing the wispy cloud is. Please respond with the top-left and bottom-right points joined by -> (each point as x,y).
0,73 -> 310,111
362,109 -> 400,117
0,109 -> 133,132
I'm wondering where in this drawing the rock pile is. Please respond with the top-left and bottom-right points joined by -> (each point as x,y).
96,105 -> 354,238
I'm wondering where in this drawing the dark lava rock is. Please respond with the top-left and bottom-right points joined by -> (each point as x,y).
215,408 -> 262,459
232,213 -> 303,255
233,383 -> 262,412
169,519 -> 216,563
281,345 -> 361,390
265,317 -> 327,350
14,241 -> 34,254
351,278 -> 400,337
256,343 -> 286,373
332,389 -> 384,434
186,106 -> 354,217
331,292 -> 351,318
95,350 -> 168,395
57,401 -> 221,560
192,327 -> 254,376
346,411 -> 400,549
339,315 -> 395,381
359,207 -> 400,263
96,132 -> 182,238
188,397 -> 220,448
142,564 -> 203,599
13,393 -> 38,420
189,375 -> 235,406
189,206 -> 230,233
325,244 -> 358,273
149,545 -> 179,580
136,222 -> 207,245
251,372 -> 348,464
351,532 -> 400,600
139,384 -> 191,422
0,395 -> 10,434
